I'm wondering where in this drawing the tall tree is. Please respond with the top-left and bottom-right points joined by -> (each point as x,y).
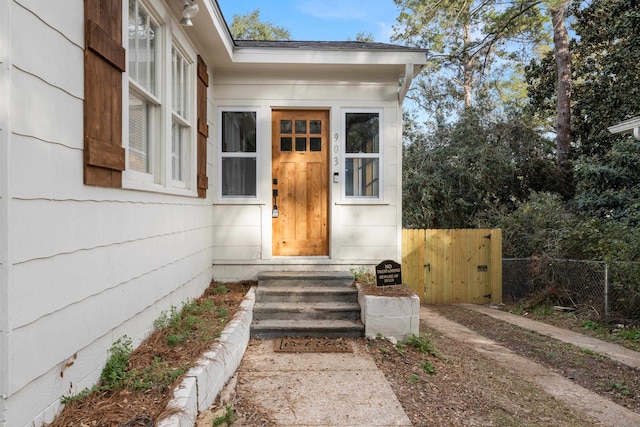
392,0 -> 547,115
549,1 -> 571,168
229,9 -> 291,41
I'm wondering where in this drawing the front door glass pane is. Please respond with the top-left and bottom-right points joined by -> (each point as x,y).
310,137 -> 321,152
310,120 -> 321,134
280,137 -> 292,151
295,120 -> 307,134
295,137 -> 307,151
280,120 -> 292,134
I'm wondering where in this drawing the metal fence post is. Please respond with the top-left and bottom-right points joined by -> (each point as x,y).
604,263 -> 609,318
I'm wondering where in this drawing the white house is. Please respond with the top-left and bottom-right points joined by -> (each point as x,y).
0,0 -> 426,425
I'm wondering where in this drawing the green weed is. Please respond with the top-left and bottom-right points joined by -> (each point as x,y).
100,336 -> 133,390
409,374 -> 420,384
617,327 -> 640,343
403,333 -> 439,357
350,267 -> 375,284
581,319 -> 603,332
213,405 -> 235,426
213,284 -> 229,294
421,360 -> 436,375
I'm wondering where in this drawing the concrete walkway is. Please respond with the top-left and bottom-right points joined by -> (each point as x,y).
235,339 -> 411,426
421,305 -> 640,427
209,304 -> 640,426
460,303 -> 640,369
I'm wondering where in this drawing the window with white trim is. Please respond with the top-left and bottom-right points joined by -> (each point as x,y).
343,110 -> 382,199
219,109 -> 258,198
125,0 -> 196,193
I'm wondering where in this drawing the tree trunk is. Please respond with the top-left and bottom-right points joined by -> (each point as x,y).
551,3 -> 571,166
462,24 -> 474,109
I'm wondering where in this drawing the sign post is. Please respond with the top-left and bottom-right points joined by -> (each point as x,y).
375,260 -> 403,286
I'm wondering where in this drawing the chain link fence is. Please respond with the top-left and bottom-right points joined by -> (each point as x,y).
503,258 -> 640,322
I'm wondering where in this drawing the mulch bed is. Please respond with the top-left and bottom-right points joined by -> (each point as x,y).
46,280 -> 254,427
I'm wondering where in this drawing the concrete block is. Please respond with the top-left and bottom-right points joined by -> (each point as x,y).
357,285 -> 420,341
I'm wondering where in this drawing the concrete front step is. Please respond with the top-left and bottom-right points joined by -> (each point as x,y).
255,286 -> 358,303
250,319 -> 365,339
253,302 -> 361,321
251,270 -> 363,338
257,271 -> 355,288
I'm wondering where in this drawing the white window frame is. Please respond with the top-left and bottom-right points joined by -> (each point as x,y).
122,0 -> 198,196
217,107 -> 260,202
341,108 -> 384,202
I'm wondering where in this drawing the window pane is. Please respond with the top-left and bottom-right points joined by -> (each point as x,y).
280,137 -> 292,151
310,120 -> 321,134
346,113 -> 379,153
129,92 -> 152,173
345,157 -> 379,197
280,120 -> 292,134
222,158 -> 257,196
129,0 -> 158,95
172,46 -> 189,119
171,122 -> 186,181
222,112 -> 256,152
310,137 -> 321,152
295,137 -> 307,152
295,120 -> 306,134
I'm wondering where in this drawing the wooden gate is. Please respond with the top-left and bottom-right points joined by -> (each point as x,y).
402,229 -> 502,305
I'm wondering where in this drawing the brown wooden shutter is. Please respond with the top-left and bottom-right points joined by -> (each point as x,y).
196,56 -> 209,198
84,0 -> 126,187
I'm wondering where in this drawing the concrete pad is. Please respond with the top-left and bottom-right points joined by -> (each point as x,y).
237,340 -> 411,426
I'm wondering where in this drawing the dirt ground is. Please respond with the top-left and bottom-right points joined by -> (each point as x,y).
49,284 -> 640,426
221,305 -> 640,426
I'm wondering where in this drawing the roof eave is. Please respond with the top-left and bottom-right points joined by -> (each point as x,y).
608,116 -> 640,140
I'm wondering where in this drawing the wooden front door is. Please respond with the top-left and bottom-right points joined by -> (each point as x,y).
272,110 -> 329,256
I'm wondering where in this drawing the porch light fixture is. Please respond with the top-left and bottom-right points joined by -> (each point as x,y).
180,0 -> 199,26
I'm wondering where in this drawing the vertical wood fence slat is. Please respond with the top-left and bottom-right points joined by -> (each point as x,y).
402,229 -> 502,304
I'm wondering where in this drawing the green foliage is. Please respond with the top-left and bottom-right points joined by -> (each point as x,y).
100,336 -> 133,390
581,320 -> 603,332
349,31 -> 375,42
421,360 -> 436,374
403,333 -> 439,357
409,374 -> 420,384
230,9 -> 291,41
477,191 -> 575,258
393,0 -> 548,116
350,267 -> 375,284
403,108 -> 560,229
617,327 -> 640,343
129,357 -> 188,391
155,298 -> 226,347
213,405 -> 235,426
213,284 -> 230,295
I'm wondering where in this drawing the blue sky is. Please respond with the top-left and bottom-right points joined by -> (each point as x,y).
217,0 -> 401,42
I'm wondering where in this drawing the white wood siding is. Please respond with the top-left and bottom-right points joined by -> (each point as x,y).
0,0 -> 10,424
4,2 -> 216,426
212,72 -> 403,275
